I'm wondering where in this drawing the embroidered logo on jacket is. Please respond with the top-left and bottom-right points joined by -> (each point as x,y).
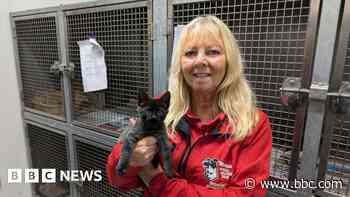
203,158 -> 233,188
202,158 -> 218,181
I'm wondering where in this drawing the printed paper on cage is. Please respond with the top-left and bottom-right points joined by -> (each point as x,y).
77,38 -> 107,92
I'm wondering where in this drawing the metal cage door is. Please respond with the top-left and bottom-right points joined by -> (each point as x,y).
168,0 -> 319,183
12,13 -> 66,120
316,0 -> 350,196
73,136 -> 143,197
64,0 -> 153,136
26,123 -> 70,197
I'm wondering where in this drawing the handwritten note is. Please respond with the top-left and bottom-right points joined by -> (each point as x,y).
77,38 -> 107,92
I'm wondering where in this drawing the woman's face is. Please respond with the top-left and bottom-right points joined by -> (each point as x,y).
181,34 -> 226,94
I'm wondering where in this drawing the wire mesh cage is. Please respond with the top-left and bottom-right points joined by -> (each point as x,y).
321,36 -> 350,197
14,15 -> 65,119
324,117 -> 350,196
75,138 -> 143,197
170,0 -> 312,181
65,2 -> 152,135
27,124 -> 70,197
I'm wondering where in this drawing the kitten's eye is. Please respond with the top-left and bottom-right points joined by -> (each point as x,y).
157,111 -> 163,116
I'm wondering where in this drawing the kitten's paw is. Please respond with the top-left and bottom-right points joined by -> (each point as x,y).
164,170 -> 173,178
117,168 -> 127,176
116,163 -> 127,176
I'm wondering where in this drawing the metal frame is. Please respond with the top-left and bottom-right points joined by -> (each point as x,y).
317,0 -> 349,183
9,0 -> 350,197
10,6 -> 59,17
9,17 -> 35,193
23,110 -> 120,196
9,0 -> 144,16
286,0 -> 322,182
63,0 -> 145,11
71,134 -> 111,197
11,12 -> 57,20
168,0 -> 321,192
57,6 -> 78,194
11,11 -> 67,122
153,0 -> 168,96
22,124 -> 37,197
12,1 -> 151,197
316,0 -> 350,196
299,1 -> 343,194
64,1 -> 147,16
58,6 -> 73,123
172,0 -> 208,4
73,134 -> 113,153
64,0 -> 153,136
72,134 -> 143,197
148,0 -> 154,95
23,120 -> 71,197
24,111 -> 118,146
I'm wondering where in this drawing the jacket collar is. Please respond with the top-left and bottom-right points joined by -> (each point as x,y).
175,111 -> 231,138
175,117 -> 191,136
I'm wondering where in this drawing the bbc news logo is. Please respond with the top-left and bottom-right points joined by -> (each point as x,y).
8,169 -> 102,183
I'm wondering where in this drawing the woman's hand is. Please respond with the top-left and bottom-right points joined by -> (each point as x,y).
127,118 -> 159,167
129,136 -> 158,167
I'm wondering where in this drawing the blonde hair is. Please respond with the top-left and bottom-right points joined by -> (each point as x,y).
165,15 -> 259,140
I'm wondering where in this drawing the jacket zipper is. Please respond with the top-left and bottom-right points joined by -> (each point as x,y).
177,121 -> 224,177
177,137 -> 191,175
178,136 -> 208,177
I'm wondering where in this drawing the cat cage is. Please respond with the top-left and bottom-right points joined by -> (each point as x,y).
316,0 -> 350,196
74,136 -> 143,197
12,0 -> 153,136
11,0 -> 154,197
169,0 -> 316,183
13,13 -> 66,120
11,0 -> 350,196
26,123 -> 70,197
66,1 -> 153,135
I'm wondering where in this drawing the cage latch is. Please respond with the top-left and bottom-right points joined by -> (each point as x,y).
280,77 -> 309,109
327,82 -> 350,114
50,61 -> 75,78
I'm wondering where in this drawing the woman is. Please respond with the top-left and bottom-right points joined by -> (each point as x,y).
107,15 -> 272,197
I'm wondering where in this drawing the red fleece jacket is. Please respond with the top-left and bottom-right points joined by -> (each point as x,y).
106,110 -> 272,197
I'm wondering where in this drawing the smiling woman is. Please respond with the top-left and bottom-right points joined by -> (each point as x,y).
181,27 -> 226,96
107,15 -> 272,197
166,16 -> 258,138
180,20 -> 227,120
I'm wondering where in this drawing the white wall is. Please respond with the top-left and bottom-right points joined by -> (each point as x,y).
0,0 -> 90,196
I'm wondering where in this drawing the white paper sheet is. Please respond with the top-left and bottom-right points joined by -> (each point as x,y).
173,25 -> 185,52
77,38 -> 108,92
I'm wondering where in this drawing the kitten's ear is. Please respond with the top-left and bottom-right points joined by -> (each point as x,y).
138,90 -> 150,106
160,91 -> 170,107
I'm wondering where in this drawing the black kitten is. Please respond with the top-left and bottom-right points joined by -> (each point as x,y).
116,90 -> 173,177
